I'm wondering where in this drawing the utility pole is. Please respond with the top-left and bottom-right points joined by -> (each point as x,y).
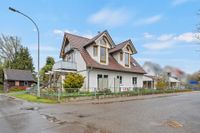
9,7 -> 41,97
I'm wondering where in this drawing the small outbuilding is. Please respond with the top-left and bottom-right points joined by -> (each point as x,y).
3,69 -> 36,91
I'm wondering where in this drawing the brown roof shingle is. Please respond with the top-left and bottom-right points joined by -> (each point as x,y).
63,31 -> 146,74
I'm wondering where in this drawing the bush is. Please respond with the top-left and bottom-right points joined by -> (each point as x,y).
98,88 -> 112,94
156,80 -> 168,90
0,84 -> 3,93
9,86 -> 25,92
63,73 -> 85,93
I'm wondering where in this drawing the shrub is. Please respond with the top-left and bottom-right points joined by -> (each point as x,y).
63,73 -> 85,93
9,86 -> 25,92
156,80 -> 168,90
0,84 -> 3,93
98,88 -> 112,94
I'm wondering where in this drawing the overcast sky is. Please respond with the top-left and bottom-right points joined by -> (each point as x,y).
1,0 -> 200,73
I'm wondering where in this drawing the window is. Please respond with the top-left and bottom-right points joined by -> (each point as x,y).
67,54 -> 73,62
132,77 -> 137,85
120,52 -> 123,61
126,46 -> 130,51
100,47 -> 106,63
64,44 -> 70,53
24,81 -> 28,86
97,74 -> 109,90
99,36 -> 107,45
93,45 -> 98,56
117,76 -> 122,84
125,53 -> 129,67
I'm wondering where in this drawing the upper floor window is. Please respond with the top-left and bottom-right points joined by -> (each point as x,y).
125,53 -> 129,67
120,52 -> 123,61
132,77 -> 137,85
93,45 -> 98,56
64,44 -> 70,53
99,36 -> 108,46
100,47 -> 106,63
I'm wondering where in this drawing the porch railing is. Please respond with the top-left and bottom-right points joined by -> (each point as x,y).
52,60 -> 77,71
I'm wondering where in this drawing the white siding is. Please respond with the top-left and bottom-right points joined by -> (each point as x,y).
86,44 -> 99,63
75,50 -> 86,71
87,69 -> 143,92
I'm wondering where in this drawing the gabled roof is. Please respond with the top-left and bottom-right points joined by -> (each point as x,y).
169,77 -> 180,83
4,69 -> 36,82
59,32 -> 90,57
109,39 -> 137,54
83,30 -> 115,48
60,30 -> 146,74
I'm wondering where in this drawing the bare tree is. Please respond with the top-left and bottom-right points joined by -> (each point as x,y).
0,35 -> 21,63
196,10 -> 200,41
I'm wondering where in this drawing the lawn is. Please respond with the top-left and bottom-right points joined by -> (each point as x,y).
9,93 -> 58,104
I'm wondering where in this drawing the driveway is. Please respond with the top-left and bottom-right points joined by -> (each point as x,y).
0,92 -> 200,133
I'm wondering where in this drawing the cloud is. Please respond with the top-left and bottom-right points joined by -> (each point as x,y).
172,0 -> 189,6
143,41 -> 175,50
53,29 -> 78,36
53,29 -> 93,39
135,15 -> 162,26
157,34 -> 174,41
143,32 -> 154,39
174,32 -> 197,42
135,57 -> 155,62
88,8 -> 130,27
143,32 -> 198,50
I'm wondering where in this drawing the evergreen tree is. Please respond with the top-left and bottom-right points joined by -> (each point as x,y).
8,47 -> 34,71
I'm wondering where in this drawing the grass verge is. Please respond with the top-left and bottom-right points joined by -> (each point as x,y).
9,93 -> 58,104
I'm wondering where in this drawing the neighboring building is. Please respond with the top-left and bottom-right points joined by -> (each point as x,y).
143,74 -> 181,90
52,30 -> 146,92
143,75 -> 159,90
169,77 -> 180,89
3,69 -> 36,91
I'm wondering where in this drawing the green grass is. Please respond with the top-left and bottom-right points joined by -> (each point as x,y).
0,84 -> 3,93
9,93 -> 58,104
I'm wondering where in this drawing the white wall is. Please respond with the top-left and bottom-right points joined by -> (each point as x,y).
86,44 -> 99,63
87,69 -> 143,92
86,33 -> 112,66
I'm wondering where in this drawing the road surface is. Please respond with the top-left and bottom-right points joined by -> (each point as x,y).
0,92 -> 200,133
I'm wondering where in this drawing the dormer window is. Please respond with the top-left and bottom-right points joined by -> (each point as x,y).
93,45 -> 98,56
100,47 -> 106,63
64,43 -> 70,53
100,39 -> 106,45
125,53 -> 129,67
99,36 -> 108,46
126,46 -> 130,51
120,52 -> 123,61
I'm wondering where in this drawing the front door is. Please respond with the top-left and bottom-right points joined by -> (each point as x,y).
114,78 -> 120,92
97,74 -> 108,90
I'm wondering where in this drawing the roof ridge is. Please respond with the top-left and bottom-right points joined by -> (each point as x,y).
4,68 -> 31,72
116,39 -> 130,46
64,32 -> 91,40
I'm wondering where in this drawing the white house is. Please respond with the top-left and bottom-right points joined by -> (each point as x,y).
52,30 -> 146,92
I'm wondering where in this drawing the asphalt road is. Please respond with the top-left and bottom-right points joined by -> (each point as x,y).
0,92 -> 200,133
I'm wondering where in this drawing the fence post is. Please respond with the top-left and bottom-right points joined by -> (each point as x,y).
58,87 -> 61,102
94,87 -> 96,99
